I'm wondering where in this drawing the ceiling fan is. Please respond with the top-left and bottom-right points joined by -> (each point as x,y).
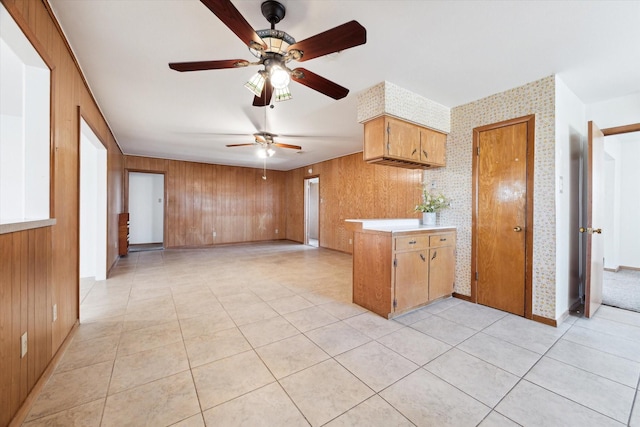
169,0 -> 367,106
226,132 -> 302,158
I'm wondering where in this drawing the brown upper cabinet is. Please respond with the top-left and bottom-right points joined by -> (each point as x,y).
363,115 -> 447,169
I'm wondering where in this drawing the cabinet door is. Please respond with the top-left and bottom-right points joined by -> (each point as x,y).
387,117 -> 421,161
394,250 -> 429,311
429,246 -> 455,300
420,128 -> 446,166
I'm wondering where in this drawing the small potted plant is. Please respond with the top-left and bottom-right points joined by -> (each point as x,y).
415,188 -> 449,226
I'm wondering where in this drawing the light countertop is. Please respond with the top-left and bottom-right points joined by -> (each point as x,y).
345,218 -> 456,233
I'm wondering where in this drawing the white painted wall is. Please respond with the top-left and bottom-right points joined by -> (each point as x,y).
554,75 -> 586,319
129,172 -> 164,244
79,119 -> 107,280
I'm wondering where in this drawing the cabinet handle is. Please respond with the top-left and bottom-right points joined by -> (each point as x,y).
440,238 -> 447,241
412,148 -> 417,155
431,251 -> 437,260
423,150 -> 428,158
420,253 -> 425,261
409,240 -> 417,245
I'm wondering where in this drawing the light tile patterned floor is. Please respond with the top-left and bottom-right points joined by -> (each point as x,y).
24,242 -> 640,426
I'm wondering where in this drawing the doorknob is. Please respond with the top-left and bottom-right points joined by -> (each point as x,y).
513,226 -> 522,232
579,227 -> 602,234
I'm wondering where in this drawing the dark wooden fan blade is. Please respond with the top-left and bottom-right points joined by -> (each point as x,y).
169,59 -> 249,72
200,0 -> 265,49
226,143 -> 256,147
288,20 -> 366,62
252,81 -> 273,107
291,68 -> 349,100
273,143 -> 302,150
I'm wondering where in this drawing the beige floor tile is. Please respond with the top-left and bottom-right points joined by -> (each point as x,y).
546,338 -> 640,387
174,297 -> 224,319
631,393 -> 640,427
267,295 -> 315,315
22,399 -> 104,427
178,311 -> 236,339
280,359 -> 374,427
336,341 -> 418,392
574,316 -> 640,343
563,322 -> 640,362
318,301 -> 366,320
411,314 -> 477,346
123,305 -> 178,332
305,321 -> 371,356
202,383 -> 308,426
26,361 -> 113,421
192,350 -> 275,410
392,306 -> 433,325
102,371 -> 200,427
73,315 -> 124,342
109,341 -> 190,394
597,305 -> 640,328
425,348 -> 519,407
377,326 -> 451,366
436,301 -> 508,330
184,327 -> 252,367
170,413 -> 205,426
483,315 -> 564,354
421,296 -> 463,313
56,334 -> 119,373
284,306 -> 339,332
457,332 -> 541,377
380,369 -> 490,427
250,283 -> 295,301
525,357 -> 635,423
256,334 -> 329,379
496,380 -> 623,427
324,395 -> 412,427
343,312 -> 404,339
218,291 -> 263,309
118,320 -> 183,356
225,301 -> 280,326
477,411 -> 520,427
239,316 -> 300,348
128,286 -> 172,302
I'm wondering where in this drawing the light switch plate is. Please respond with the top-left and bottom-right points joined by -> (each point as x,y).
21,332 -> 27,358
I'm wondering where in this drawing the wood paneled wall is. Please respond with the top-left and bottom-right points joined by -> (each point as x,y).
285,153 -> 424,253
0,1 -> 123,425
0,228 -> 51,427
125,156 -> 287,247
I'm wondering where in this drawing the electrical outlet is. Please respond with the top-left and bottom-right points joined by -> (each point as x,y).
212,231 -> 216,237
275,229 -> 279,234
21,332 -> 27,358
349,238 -> 353,245
53,304 -> 57,322
430,180 -> 437,189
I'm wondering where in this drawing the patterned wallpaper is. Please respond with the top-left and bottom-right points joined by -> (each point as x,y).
357,81 -> 451,133
425,76 -> 557,319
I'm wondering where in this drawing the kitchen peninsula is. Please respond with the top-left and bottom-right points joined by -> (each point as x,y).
345,219 -> 456,318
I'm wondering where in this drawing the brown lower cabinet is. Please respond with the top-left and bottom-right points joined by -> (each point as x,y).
352,227 -> 456,318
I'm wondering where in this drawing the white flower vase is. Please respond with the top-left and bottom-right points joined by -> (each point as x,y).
422,212 -> 436,226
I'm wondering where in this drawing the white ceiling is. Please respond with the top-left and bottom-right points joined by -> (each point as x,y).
47,0 -> 640,171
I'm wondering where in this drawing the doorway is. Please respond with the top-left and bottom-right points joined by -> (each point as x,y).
472,115 -> 534,317
128,172 -> 165,251
79,117 -> 107,282
305,177 -> 319,247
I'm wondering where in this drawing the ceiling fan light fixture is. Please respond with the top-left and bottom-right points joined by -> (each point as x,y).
274,86 -> 292,102
244,71 -> 266,96
257,146 -> 275,158
269,65 -> 290,89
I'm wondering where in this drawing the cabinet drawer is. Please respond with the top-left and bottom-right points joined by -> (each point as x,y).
429,233 -> 455,247
395,235 -> 429,251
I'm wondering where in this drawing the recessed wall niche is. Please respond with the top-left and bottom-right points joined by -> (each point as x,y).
0,2 -> 51,225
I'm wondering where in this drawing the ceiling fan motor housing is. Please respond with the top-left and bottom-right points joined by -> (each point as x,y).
261,1 -> 286,27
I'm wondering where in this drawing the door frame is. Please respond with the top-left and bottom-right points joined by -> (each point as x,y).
471,114 -> 535,319
304,176 -> 320,247
124,169 -> 167,249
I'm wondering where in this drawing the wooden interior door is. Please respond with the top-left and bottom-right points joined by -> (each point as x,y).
474,117 -> 533,316
584,121 -> 605,317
